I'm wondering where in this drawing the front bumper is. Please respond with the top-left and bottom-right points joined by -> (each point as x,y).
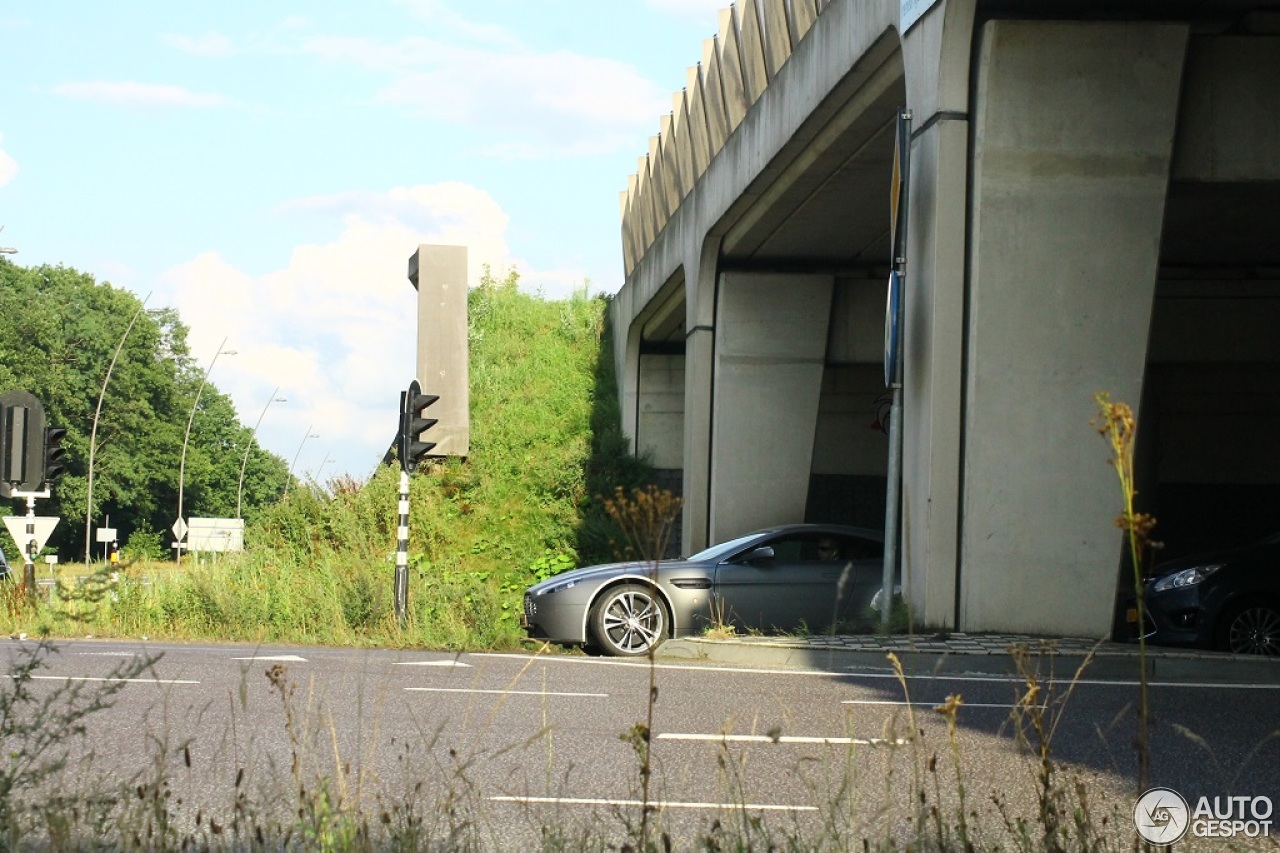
521,592 -> 588,645
1127,586 -> 1212,648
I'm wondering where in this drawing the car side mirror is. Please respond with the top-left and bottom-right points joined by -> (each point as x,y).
743,545 -> 775,563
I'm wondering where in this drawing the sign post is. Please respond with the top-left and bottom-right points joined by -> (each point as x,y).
881,108 -> 912,627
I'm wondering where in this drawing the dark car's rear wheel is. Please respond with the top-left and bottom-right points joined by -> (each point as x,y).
1217,599 -> 1280,656
590,584 -> 668,657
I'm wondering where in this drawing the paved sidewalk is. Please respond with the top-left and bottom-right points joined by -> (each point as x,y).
654,632 -> 1280,684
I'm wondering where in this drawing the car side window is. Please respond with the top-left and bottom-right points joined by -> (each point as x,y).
843,535 -> 883,561
763,537 -> 805,563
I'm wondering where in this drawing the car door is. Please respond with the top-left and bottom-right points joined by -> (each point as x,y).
828,533 -> 886,628
712,534 -> 843,633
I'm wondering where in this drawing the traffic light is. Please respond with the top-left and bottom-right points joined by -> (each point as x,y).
43,426 -> 67,485
1,404 -> 29,487
399,380 -> 438,473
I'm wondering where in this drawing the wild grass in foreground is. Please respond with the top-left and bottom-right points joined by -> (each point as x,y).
11,632 -> 1256,851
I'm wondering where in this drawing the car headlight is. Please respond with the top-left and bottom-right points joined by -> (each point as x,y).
1152,564 -> 1223,592
536,579 -> 577,596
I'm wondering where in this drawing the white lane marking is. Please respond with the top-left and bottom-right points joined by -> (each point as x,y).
31,675 -> 199,685
477,652 -> 1280,690
657,732 -> 906,746
490,795 -> 816,812
394,660 -> 472,667
77,651 -> 139,656
843,699 -> 1044,710
230,655 -> 307,662
406,687 -> 607,698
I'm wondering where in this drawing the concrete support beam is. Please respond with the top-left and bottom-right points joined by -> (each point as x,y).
710,272 -> 833,542
961,20 -> 1188,636
407,244 -> 470,458
897,0 -> 976,630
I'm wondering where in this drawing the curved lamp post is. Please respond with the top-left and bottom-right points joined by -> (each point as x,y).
285,426 -> 319,495
84,293 -> 152,562
177,337 -> 236,564
315,453 -> 336,482
236,387 -> 287,519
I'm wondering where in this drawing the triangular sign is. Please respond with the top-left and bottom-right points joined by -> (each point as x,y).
3,516 -> 61,555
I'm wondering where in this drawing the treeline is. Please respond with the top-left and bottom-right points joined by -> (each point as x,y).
0,259 -> 289,560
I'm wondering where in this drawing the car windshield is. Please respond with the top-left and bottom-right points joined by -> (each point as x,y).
686,532 -> 764,563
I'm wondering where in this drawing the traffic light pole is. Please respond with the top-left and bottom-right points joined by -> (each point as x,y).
394,468 -> 410,625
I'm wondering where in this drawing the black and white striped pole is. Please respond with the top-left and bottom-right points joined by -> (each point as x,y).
394,455 -> 410,624
394,380 -> 439,626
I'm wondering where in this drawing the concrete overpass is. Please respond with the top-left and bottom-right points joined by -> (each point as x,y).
609,0 -> 1280,637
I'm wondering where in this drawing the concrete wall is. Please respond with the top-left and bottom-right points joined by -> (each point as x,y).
710,272 -> 833,541
960,21 -> 1188,636
407,245 -> 470,458
637,354 -> 685,469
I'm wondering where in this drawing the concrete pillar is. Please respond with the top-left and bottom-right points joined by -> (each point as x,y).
407,245 -> 470,458
710,272 -> 833,542
961,21 -> 1188,636
679,241 -> 723,556
899,0 -> 975,630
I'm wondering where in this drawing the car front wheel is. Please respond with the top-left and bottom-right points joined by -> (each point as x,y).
590,584 -> 668,657
1217,600 -> 1280,656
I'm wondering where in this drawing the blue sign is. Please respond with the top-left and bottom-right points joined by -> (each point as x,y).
884,270 -> 902,388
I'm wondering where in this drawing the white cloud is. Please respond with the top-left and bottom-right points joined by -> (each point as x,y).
393,0 -> 521,48
157,182 -> 533,481
0,133 -> 17,187
644,0 -> 727,24
52,81 -> 229,108
378,49 -> 666,156
162,31 -> 235,57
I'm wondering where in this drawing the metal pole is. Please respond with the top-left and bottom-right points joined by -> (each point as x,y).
236,387 -> 286,518
177,337 -> 235,565
394,468 -> 410,625
85,293 -> 151,563
284,426 -> 318,495
882,108 -> 911,628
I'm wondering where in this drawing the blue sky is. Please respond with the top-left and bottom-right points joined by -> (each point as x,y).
1,0 -> 724,483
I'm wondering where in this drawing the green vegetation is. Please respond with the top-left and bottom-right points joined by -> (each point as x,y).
2,266 -> 652,647
0,259 -> 290,558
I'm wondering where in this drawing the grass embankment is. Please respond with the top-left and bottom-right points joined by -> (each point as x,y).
1,276 -> 651,647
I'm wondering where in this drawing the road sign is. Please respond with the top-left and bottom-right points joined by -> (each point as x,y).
889,109 -> 911,264
171,518 -> 189,542
96,527 -> 117,543
884,270 -> 903,388
3,515 -> 60,554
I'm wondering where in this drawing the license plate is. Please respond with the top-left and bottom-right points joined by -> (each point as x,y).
1125,607 -> 1138,624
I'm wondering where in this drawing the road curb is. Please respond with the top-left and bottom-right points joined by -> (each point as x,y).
655,637 -> 1280,685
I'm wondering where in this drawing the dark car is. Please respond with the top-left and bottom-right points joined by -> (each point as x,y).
522,523 -> 886,656
1134,531 -> 1280,656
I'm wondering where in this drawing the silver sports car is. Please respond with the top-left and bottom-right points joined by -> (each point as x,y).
522,523 -> 887,656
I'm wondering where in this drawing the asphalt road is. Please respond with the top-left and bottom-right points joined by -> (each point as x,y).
3,638 -> 1277,849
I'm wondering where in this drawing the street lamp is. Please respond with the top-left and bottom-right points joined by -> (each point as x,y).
285,426 -> 319,495
315,453 -> 336,481
177,337 -> 236,564
84,293 -> 152,562
235,386 -> 287,518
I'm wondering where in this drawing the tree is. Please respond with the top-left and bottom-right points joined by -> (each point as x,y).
0,258 -> 288,559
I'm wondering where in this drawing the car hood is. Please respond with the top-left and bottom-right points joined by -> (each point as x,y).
527,559 -> 696,595
1146,533 -> 1280,584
